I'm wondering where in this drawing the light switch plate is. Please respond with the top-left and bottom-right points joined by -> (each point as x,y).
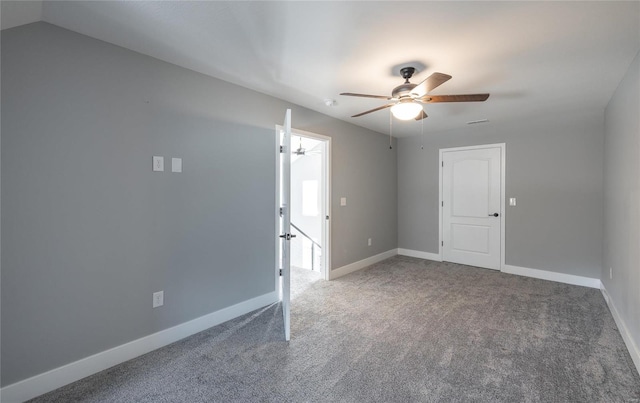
340,197 -> 347,206
172,157 -> 182,173
153,156 -> 164,172
509,197 -> 516,206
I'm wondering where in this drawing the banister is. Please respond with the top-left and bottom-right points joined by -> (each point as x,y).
290,222 -> 321,249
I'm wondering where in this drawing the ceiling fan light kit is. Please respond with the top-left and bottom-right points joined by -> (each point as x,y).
391,101 -> 423,120
340,66 -> 490,122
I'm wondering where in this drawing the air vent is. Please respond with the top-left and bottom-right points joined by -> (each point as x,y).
466,119 -> 489,125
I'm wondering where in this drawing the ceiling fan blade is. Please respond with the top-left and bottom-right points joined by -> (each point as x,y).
414,110 -> 428,121
351,103 -> 395,117
410,72 -> 452,97
340,92 -> 392,100
420,94 -> 490,103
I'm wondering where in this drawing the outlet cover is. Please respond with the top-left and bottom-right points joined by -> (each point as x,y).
153,291 -> 164,308
153,156 -> 164,172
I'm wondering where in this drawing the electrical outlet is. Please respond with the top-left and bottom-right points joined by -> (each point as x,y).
368,238 -> 372,246
153,291 -> 164,308
152,156 -> 164,172
609,267 -> 613,280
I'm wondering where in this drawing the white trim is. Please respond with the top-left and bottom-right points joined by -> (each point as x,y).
0,292 -> 278,403
275,125 -> 282,298
328,249 -> 397,280
600,285 -> 640,375
499,145 -> 506,271
439,143 -> 506,271
502,264 -> 600,288
438,149 -> 443,262
324,137 -> 332,278
397,248 -> 442,261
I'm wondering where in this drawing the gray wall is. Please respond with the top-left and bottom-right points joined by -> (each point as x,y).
302,122 -> 397,265
603,50 -> 640,358
398,109 -> 604,278
1,22 -> 397,386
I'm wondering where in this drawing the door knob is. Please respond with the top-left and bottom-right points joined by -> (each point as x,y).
489,213 -> 499,217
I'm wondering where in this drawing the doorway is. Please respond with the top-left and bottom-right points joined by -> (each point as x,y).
439,143 -> 505,270
276,125 -> 331,306
289,130 -> 331,289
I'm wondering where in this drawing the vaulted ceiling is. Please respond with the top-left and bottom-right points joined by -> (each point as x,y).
2,1 -> 639,137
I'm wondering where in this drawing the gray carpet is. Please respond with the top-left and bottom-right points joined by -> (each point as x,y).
30,256 -> 640,402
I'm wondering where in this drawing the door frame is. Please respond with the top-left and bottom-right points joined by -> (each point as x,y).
438,143 -> 506,271
275,126 -> 332,283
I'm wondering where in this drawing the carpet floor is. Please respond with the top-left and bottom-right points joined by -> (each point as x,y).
30,256 -> 640,402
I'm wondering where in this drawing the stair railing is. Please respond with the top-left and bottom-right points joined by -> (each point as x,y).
290,222 -> 321,271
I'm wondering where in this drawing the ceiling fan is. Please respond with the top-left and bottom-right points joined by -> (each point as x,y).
340,67 -> 490,121
292,136 -> 321,156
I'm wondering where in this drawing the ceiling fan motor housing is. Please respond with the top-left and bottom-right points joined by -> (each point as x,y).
392,83 -> 417,99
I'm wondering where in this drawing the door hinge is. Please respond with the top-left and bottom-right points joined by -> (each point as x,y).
441,201 -> 444,207
326,215 -> 329,220
441,241 -> 444,246
279,269 -> 282,276
442,161 -> 444,167
280,145 -> 285,153
279,207 -> 284,217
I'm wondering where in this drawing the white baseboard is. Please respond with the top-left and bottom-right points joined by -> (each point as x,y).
600,285 -> 640,375
397,248 -> 442,262
502,264 -> 600,289
329,249 -> 397,280
398,255 -> 599,289
0,291 -> 278,403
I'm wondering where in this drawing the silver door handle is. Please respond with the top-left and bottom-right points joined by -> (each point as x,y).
489,213 -> 499,217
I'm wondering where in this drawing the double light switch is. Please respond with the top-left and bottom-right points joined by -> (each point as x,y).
153,156 -> 182,172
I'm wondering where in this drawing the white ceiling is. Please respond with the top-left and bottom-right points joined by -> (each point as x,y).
2,1 -> 639,137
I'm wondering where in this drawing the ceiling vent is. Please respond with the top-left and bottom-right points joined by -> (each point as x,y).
466,119 -> 489,125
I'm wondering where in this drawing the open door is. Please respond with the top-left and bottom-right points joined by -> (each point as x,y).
277,109 -> 293,341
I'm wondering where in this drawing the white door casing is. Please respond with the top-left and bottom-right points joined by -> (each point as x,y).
440,144 -> 505,270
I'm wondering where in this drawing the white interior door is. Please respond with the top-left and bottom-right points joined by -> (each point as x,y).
278,109 -> 292,341
442,146 -> 502,270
